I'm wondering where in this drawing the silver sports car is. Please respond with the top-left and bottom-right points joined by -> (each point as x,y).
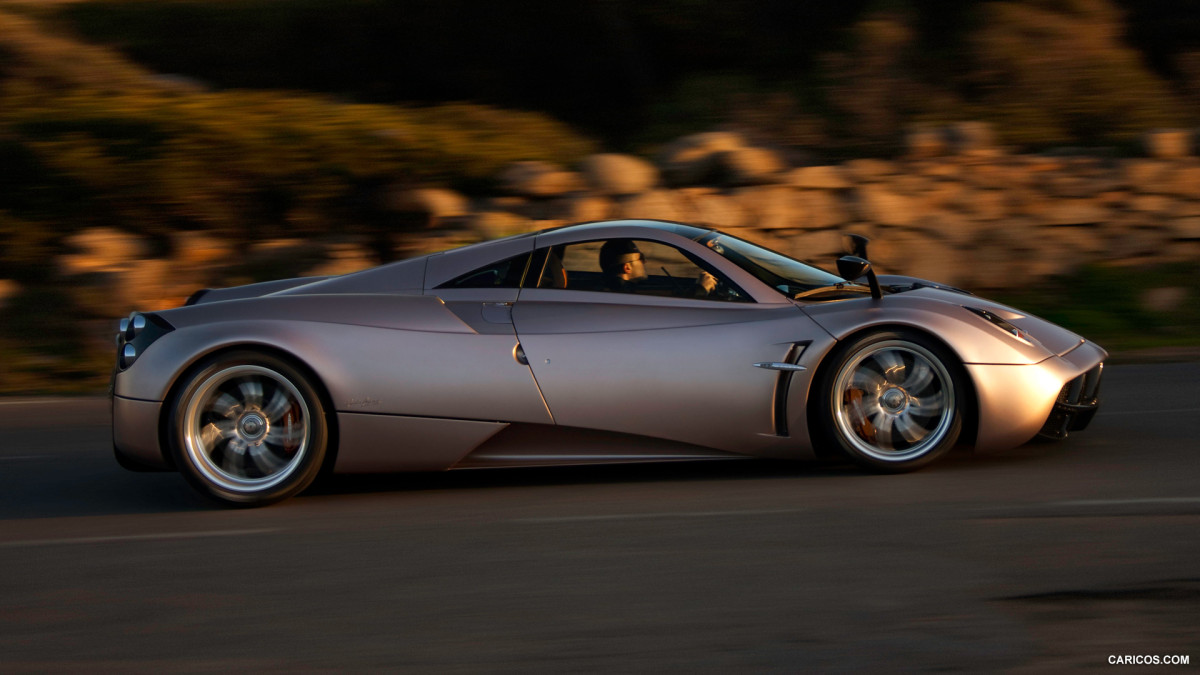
112,220 -> 1105,506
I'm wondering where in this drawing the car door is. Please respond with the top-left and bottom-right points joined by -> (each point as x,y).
511,236 -> 834,456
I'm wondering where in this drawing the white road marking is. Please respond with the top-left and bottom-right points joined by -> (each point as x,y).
1050,497 -> 1200,507
0,399 -> 84,406
515,508 -> 805,523
1100,408 -> 1200,416
0,528 -> 279,548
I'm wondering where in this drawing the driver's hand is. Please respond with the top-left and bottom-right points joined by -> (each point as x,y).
697,271 -> 718,294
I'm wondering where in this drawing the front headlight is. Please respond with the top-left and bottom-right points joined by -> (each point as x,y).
963,306 -> 1043,349
115,312 -> 174,371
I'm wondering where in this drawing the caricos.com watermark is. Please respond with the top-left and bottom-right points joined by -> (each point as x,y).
1109,654 -> 1190,665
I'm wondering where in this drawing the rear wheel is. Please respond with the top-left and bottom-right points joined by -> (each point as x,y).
168,351 -> 328,506
818,330 -> 964,472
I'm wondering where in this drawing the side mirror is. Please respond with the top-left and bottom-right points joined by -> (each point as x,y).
837,255 -> 871,281
836,255 -> 883,300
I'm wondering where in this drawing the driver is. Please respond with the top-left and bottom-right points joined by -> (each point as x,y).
599,239 -> 719,297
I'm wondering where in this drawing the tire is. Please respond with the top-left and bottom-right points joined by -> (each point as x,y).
817,330 -> 964,472
168,351 -> 328,506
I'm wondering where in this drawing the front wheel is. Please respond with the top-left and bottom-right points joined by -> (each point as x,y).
817,330 -> 965,472
168,351 -> 328,506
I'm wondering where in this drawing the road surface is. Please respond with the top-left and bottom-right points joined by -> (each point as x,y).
1,363 -> 1197,672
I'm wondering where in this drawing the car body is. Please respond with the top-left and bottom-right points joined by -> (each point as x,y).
112,220 -> 1106,505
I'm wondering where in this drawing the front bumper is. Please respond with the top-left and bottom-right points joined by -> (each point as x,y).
112,395 -> 171,471
1038,362 -> 1103,440
966,339 -> 1107,452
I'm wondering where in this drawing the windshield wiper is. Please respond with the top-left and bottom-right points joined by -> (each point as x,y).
792,283 -> 872,300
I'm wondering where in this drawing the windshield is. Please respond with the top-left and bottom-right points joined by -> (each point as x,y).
696,231 -> 865,299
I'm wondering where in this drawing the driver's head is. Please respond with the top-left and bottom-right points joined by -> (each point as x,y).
599,239 -> 646,281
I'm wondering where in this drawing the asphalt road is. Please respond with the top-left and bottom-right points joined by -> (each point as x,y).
1,363 -> 1198,673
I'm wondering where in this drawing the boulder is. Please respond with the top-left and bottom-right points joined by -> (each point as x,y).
547,195 -> 612,224
0,279 -> 18,312
905,126 -> 949,158
1143,129 -> 1193,159
468,212 -> 534,240
793,189 -> 850,229
948,121 -> 996,155
732,186 -> 798,229
614,190 -> 687,222
657,131 -> 746,186
1169,216 -> 1200,240
581,153 -> 659,195
1123,159 -> 1171,192
681,191 -> 748,230
843,159 -> 896,182
59,228 -> 148,276
499,161 -> 583,198
388,187 -> 469,224
785,165 -> 852,190
714,147 -> 786,185
853,184 -> 919,227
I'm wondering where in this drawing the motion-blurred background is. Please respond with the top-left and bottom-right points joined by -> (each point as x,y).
1,0 -> 1198,393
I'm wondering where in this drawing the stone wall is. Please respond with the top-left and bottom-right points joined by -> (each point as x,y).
22,124 -> 1200,318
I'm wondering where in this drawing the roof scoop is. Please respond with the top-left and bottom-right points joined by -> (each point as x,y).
838,234 -> 882,300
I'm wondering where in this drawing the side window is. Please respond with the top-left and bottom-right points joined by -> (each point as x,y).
438,252 -> 531,289
533,239 -> 749,302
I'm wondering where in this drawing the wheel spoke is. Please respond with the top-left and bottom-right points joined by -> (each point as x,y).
870,350 -> 905,383
908,394 -> 944,418
849,369 -> 885,392
901,360 -> 935,393
238,379 -> 264,410
210,392 -> 242,419
222,439 -> 247,474
894,414 -> 926,443
199,420 -> 236,450
874,415 -> 895,449
261,388 -> 292,423
248,444 -> 287,475
265,420 -> 303,448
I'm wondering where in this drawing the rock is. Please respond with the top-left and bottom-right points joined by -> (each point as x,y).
853,184 -> 918,227
787,229 -> 846,263
468,212 -> 534,240
1169,216 -> 1200,240
793,189 -> 851,230
1105,226 -> 1172,259
580,153 -> 659,195
498,161 -> 583,198
547,195 -> 612,224
657,132 -> 746,186
388,187 -> 469,224
785,165 -> 851,190
948,121 -> 996,154
1123,159 -> 1171,192
913,210 -> 978,248
308,243 -> 375,277
0,279 -> 18,311
1140,287 -> 1188,313
1143,129 -> 1193,159
732,186 -> 798,229
958,188 -> 1008,221
905,126 -> 949,158
843,159 -> 896,182
1162,164 -> 1200,198
59,228 -> 148,275
614,190 -> 687,222
873,230 -> 966,287
171,231 -> 231,268
715,147 -> 786,185
680,191 -> 748,230
1042,200 -> 1110,226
